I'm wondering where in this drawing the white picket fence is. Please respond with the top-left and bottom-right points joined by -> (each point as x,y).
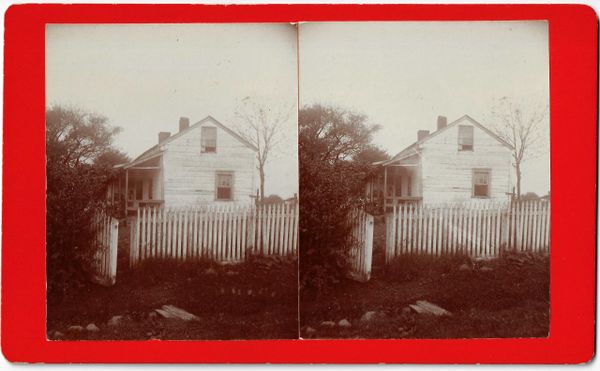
90,211 -> 119,285
130,201 -> 299,267
348,209 -> 374,282
386,200 -> 550,261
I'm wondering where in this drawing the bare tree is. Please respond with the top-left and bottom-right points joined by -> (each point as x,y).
234,97 -> 292,201
491,97 -> 549,200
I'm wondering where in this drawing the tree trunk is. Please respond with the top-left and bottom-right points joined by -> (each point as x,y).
515,163 -> 522,200
259,166 -> 265,201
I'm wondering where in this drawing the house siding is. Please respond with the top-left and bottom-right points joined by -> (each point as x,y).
161,118 -> 257,208
419,120 -> 512,204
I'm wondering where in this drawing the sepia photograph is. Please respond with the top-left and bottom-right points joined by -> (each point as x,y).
45,23 -> 299,340
298,21 -> 550,339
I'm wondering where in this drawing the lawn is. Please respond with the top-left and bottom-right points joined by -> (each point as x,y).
47,256 -> 299,340
300,218 -> 550,339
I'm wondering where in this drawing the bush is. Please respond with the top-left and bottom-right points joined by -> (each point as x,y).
46,105 -> 127,301
384,253 -> 471,283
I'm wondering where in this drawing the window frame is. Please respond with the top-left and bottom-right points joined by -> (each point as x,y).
201,126 -> 217,154
458,125 -> 474,152
472,168 -> 491,198
215,171 -> 234,201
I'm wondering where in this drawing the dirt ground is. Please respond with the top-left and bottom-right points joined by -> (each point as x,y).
47,255 -> 298,340
299,217 -> 550,339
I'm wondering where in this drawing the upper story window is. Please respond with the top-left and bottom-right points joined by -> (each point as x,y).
216,172 -> 233,200
472,169 -> 491,198
201,126 -> 217,153
458,125 -> 474,151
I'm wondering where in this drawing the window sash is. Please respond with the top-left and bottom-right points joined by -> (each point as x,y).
472,170 -> 490,197
458,125 -> 474,150
216,173 -> 233,200
201,127 -> 217,153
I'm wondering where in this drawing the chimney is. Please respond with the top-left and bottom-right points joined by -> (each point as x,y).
158,131 -> 171,144
179,117 -> 190,132
417,130 -> 430,142
437,115 -> 447,130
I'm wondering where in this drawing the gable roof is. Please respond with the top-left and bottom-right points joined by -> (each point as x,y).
120,115 -> 258,169
381,115 -> 513,166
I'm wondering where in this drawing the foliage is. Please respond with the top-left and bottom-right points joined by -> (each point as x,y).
299,104 -> 383,293
46,105 -> 127,300
491,96 -> 548,199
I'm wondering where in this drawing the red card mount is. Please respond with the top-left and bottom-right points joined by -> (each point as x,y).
2,4 -> 597,364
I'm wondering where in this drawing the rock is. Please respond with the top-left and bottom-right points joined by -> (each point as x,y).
220,287 -> 225,294
270,292 -> 276,297
459,263 -> 471,271
155,305 -> 199,321
86,323 -> 100,332
401,307 -> 412,315
338,319 -> 352,328
247,289 -> 253,296
67,325 -> 84,332
360,311 -> 378,323
204,267 -> 217,275
305,326 -> 316,335
411,300 -> 451,316
148,311 -> 158,320
226,271 -> 238,276
107,315 -> 124,327
53,331 -> 64,338
320,320 -> 336,328
480,266 -> 493,272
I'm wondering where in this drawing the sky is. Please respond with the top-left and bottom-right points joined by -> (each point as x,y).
299,21 -> 550,196
46,23 -> 298,198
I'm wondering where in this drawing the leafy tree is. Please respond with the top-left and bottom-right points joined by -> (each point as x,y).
299,104 -> 383,293
491,97 -> 548,200
46,105 -> 127,300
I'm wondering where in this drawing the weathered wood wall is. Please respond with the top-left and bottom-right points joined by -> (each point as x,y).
162,117 -> 257,207
420,119 -> 512,203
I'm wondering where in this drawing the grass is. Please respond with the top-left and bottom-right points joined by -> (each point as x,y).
47,255 -> 298,340
300,251 -> 549,339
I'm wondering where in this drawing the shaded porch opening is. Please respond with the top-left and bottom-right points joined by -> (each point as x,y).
366,164 -> 422,213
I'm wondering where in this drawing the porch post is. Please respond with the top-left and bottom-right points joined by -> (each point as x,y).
383,166 -> 388,210
125,169 -> 129,213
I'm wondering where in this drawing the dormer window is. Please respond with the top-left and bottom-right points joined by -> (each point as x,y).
458,125 -> 474,151
201,126 -> 217,153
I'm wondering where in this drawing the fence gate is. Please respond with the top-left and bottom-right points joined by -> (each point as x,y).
91,212 -> 119,286
348,209 -> 374,282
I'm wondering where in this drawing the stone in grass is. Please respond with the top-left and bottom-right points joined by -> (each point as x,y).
107,315 -> 124,327
480,266 -> 493,272
410,300 -> 452,316
459,263 -> 471,271
53,331 -> 65,338
67,325 -> 84,332
401,307 -> 412,315
86,323 -> 100,332
338,319 -> 352,328
304,327 -> 317,336
320,320 -> 336,328
204,267 -> 217,275
360,311 -> 378,323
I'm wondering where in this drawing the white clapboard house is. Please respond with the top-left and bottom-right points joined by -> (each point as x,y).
365,115 -> 514,211
108,116 -> 258,214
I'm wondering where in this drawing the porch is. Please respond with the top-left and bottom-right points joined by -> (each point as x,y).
366,163 -> 422,212
108,154 -> 165,215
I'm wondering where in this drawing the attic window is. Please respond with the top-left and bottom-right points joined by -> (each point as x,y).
458,125 -> 474,151
201,126 -> 217,153
216,172 -> 233,201
472,169 -> 491,198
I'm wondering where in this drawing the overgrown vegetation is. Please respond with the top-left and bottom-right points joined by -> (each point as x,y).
46,105 -> 128,301
299,104 -> 388,293
47,256 -> 298,340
